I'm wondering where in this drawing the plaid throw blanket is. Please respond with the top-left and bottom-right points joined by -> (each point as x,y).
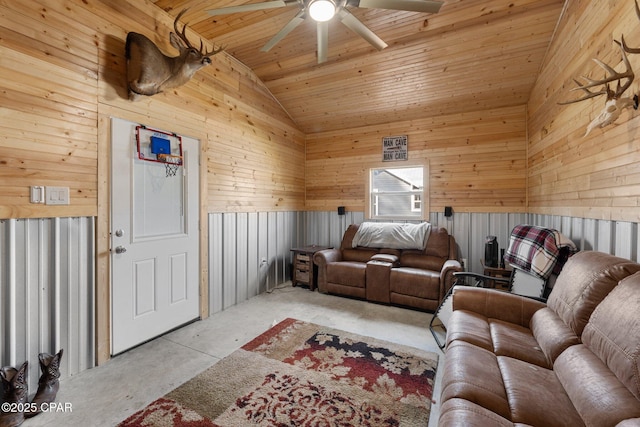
504,225 -> 578,280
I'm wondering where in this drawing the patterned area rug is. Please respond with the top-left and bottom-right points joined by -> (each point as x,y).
118,318 -> 438,426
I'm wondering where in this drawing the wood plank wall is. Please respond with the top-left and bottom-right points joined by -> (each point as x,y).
305,105 -> 528,214
0,1 -> 99,218
0,0 -> 305,219
528,0 -> 640,222
0,0 -> 305,364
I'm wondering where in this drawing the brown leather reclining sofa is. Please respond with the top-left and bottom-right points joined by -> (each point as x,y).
313,223 -> 462,311
439,251 -> 640,426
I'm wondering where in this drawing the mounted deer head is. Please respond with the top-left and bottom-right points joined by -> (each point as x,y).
125,9 -> 223,100
559,1 -> 640,136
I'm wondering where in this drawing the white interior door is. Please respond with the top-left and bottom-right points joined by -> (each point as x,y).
110,118 -> 200,355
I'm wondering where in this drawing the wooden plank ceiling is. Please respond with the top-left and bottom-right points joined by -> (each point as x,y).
152,0 -> 565,134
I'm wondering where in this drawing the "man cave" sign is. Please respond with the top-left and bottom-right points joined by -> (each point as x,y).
382,135 -> 408,161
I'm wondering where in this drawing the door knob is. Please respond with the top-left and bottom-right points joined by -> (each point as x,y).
115,246 -> 127,254
114,229 -> 124,237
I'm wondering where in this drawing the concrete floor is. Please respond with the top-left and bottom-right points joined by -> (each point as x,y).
23,284 -> 444,426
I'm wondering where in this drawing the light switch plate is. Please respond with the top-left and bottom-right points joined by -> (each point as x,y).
30,186 -> 45,204
45,186 -> 70,205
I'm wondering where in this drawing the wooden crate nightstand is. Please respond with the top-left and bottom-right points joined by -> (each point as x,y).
481,259 -> 512,289
290,245 -> 332,291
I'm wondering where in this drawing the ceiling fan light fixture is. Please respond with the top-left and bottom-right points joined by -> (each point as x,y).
309,0 -> 336,22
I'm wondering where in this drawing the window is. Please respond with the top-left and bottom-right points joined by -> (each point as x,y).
367,164 -> 428,220
411,194 -> 422,212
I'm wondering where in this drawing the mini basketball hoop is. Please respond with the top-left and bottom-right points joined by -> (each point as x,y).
158,154 -> 183,177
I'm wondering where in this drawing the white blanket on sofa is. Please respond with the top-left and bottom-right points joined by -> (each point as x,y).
352,222 -> 431,250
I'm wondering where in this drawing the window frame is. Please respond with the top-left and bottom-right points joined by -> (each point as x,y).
365,160 -> 429,221
411,194 -> 422,213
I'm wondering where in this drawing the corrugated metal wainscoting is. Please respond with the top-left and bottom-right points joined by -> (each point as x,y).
1,212 -> 636,388
0,217 -> 95,393
301,212 -> 639,274
208,212 -> 305,314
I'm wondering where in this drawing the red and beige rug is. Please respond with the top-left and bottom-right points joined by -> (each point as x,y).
118,318 -> 438,426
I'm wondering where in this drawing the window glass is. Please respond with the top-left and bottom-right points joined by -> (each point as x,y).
369,166 -> 424,219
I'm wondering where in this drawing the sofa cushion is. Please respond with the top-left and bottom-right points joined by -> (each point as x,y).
581,272 -> 640,400
497,356 -> 584,427
440,341 -> 512,420
439,398 -> 513,427
424,227 -> 450,257
399,252 -> 445,270
554,345 -> 640,427
378,248 -> 402,257
546,251 -> 640,337
341,248 -> 378,263
389,293 -> 438,312
530,307 -> 580,365
445,310 -> 494,352
339,224 -> 359,250
389,268 -> 440,299
490,319 -> 550,368
326,262 -> 366,287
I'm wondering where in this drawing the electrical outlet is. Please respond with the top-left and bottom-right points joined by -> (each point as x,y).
461,258 -> 467,271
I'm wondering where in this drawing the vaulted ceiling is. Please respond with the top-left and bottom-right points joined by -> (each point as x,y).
152,0 -> 566,133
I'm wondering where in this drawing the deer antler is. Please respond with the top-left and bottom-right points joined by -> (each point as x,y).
559,41 -> 634,105
621,0 -> 640,53
174,9 -> 223,57
559,39 -> 638,136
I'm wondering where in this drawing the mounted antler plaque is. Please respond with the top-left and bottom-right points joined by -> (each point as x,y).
559,1 -> 640,136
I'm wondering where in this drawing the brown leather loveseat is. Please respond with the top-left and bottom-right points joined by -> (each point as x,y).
439,251 -> 640,426
314,223 -> 461,311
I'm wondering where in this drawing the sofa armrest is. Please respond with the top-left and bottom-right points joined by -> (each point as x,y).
314,249 -> 342,265
313,249 -> 342,293
440,259 -> 463,301
452,287 -> 546,328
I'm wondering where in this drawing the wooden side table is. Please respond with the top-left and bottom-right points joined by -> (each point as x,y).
481,259 -> 512,289
291,245 -> 332,291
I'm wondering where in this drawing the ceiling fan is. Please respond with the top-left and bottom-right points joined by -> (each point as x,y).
207,0 -> 443,63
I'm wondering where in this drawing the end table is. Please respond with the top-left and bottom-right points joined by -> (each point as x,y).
481,259 -> 512,289
291,245 -> 332,291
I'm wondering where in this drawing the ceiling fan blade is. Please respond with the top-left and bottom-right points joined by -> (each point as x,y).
260,11 -> 305,52
207,0 -> 294,16
317,21 -> 329,63
339,9 -> 387,51
355,0 -> 443,14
